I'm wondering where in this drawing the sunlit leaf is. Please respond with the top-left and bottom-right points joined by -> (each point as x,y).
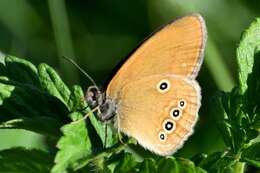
241,142 -> 260,168
237,18 -> 260,94
51,112 -> 92,173
38,63 -> 71,107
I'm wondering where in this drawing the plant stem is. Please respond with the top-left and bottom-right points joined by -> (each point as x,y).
48,0 -> 78,85
205,37 -> 235,91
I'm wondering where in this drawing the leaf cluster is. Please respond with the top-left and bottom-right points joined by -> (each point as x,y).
208,18 -> 260,172
0,55 -> 205,172
0,18 -> 260,173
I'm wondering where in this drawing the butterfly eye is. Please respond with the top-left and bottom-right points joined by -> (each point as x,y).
178,99 -> 186,109
159,131 -> 167,142
163,119 -> 176,133
156,79 -> 170,93
170,108 -> 182,120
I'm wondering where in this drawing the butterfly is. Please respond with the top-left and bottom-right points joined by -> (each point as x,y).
86,14 -> 207,156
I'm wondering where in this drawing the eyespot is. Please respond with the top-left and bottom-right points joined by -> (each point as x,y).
178,99 -> 186,109
156,79 -> 170,93
159,131 -> 167,142
170,108 -> 182,120
163,119 -> 176,133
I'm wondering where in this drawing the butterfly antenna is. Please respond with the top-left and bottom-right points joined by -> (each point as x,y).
62,56 -> 97,87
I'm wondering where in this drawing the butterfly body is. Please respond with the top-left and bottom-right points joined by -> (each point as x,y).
86,14 -> 207,156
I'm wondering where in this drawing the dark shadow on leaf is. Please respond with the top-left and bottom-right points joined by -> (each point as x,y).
0,56 -> 41,88
244,51 -> 260,119
0,59 -> 70,138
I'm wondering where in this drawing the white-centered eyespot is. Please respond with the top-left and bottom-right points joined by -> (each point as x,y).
170,108 -> 182,120
156,79 -> 171,93
178,99 -> 186,109
159,131 -> 167,142
162,119 -> 176,134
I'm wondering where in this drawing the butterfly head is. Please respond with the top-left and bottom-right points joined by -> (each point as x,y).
86,86 -> 117,121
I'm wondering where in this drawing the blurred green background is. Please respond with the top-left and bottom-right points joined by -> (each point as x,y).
0,0 -> 259,158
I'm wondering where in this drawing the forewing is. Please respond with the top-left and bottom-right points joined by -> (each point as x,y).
107,14 -> 206,98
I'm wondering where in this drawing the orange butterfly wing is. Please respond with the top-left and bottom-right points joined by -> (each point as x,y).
105,14 -> 206,155
113,75 -> 201,155
107,14 -> 206,98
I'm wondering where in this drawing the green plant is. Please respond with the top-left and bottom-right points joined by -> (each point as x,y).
0,18 -> 259,173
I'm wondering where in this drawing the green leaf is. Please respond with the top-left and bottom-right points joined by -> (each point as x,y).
198,152 -> 237,173
68,85 -> 86,112
0,147 -> 52,173
0,56 -> 69,135
0,55 -> 40,88
0,117 -> 62,138
157,157 -> 179,173
51,112 -> 92,173
0,76 -> 68,135
210,87 -> 256,153
88,114 -> 118,148
241,142 -> 260,168
139,158 -> 156,173
38,63 -> 71,107
210,92 -> 233,149
243,51 -> 260,131
0,77 -> 66,118
191,153 -> 208,165
177,158 -> 207,173
237,18 -> 260,94
113,156 -> 207,173
252,115 -> 260,130
114,153 -> 139,173
195,167 -> 208,173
